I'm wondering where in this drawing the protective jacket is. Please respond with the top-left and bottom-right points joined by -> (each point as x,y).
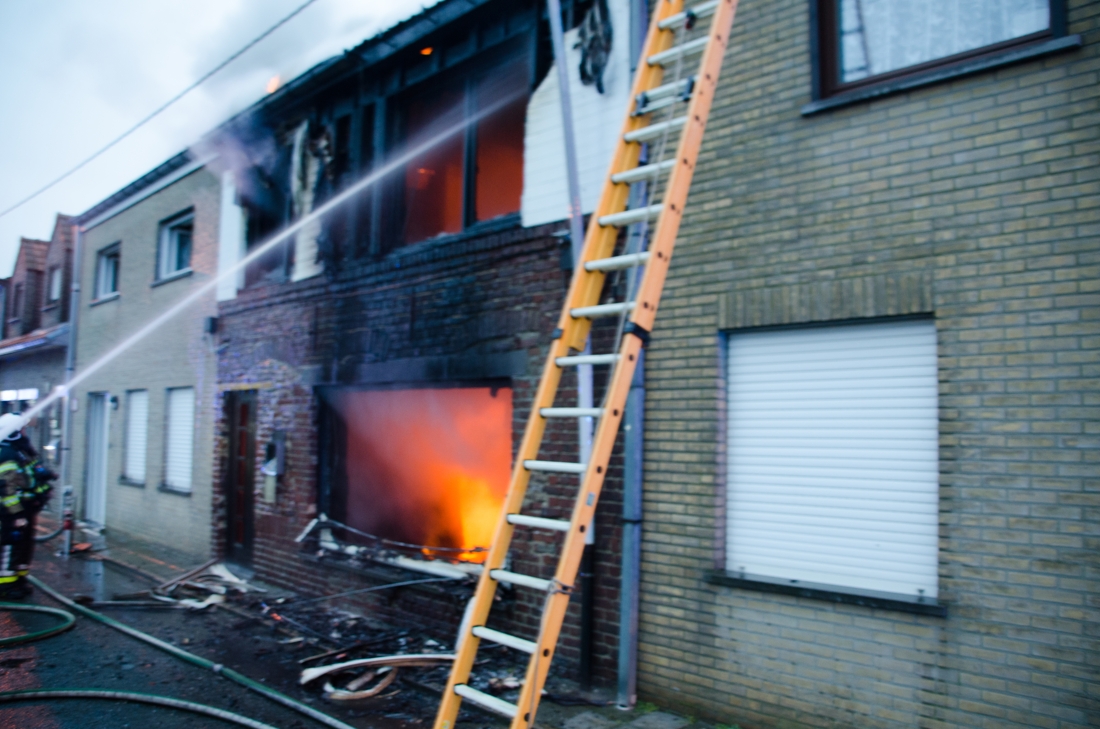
0,436 -> 54,519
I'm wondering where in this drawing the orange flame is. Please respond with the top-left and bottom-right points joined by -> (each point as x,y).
334,388 -> 512,562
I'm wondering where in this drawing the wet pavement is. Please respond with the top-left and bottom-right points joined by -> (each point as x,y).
1,532 -> 711,729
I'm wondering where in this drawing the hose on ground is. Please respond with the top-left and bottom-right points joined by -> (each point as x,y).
0,601 -> 75,646
27,575 -> 357,729
0,689 -> 279,729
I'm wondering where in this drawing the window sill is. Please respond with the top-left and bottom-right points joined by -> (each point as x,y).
151,268 -> 193,288
157,483 -> 192,497
42,303 -> 60,312
803,35 -> 1083,116
90,292 -> 120,307
118,476 -> 145,488
705,570 -> 947,617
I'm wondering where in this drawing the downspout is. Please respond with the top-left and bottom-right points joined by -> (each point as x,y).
618,0 -> 648,708
546,0 -> 598,690
59,223 -> 84,558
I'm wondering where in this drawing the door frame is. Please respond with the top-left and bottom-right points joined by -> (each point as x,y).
84,391 -> 110,525
224,390 -> 257,565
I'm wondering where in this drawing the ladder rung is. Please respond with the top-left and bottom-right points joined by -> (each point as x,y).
507,514 -> 572,532
490,569 -> 552,592
599,204 -> 663,228
635,94 -> 690,117
454,685 -> 519,719
471,626 -> 537,653
571,301 -> 635,319
539,407 -> 603,418
556,353 -> 620,366
624,116 -> 686,143
637,76 -> 695,104
585,251 -> 651,272
523,460 -> 586,474
647,36 -> 710,66
658,0 -> 719,29
611,159 -> 676,185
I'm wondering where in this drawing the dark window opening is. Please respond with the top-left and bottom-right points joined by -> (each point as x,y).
385,47 -> 530,249
240,157 -> 289,288
12,284 -> 23,319
320,386 -> 513,562
354,104 -> 377,258
814,0 -> 1064,100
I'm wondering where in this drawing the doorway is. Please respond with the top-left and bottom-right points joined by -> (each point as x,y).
84,392 -> 109,525
225,390 -> 256,564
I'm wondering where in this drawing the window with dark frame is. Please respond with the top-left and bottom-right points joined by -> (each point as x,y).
157,211 -> 194,280
385,48 -> 530,249
814,0 -> 1067,102
95,244 -> 120,299
47,266 -> 62,303
11,284 -> 23,319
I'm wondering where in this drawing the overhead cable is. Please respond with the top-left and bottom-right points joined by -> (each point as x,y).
0,0 -> 322,221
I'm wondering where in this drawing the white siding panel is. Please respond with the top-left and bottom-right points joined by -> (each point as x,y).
165,387 -> 195,491
124,390 -> 148,482
726,319 -> 940,599
520,0 -> 632,227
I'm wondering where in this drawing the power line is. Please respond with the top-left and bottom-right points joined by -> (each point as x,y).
0,0 -> 322,222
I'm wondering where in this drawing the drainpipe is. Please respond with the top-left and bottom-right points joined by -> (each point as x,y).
59,223 -> 84,558
617,0 -> 648,708
547,0 -> 597,691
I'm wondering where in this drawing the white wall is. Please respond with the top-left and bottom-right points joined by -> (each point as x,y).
521,0 -> 633,228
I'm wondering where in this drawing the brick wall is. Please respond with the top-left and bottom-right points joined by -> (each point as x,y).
637,1 -> 1098,727
216,219 -> 627,682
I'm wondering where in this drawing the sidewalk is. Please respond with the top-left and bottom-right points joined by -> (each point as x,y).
16,531 -> 735,729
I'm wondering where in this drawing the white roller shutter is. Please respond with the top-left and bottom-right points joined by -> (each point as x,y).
165,387 -> 195,491
726,319 -> 939,599
124,390 -> 148,482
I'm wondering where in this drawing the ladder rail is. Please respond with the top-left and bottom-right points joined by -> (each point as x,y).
433,2 -> 739,727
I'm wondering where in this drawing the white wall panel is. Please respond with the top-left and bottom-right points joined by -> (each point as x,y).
124,390 -> 148,483
726,319 -> 940,598
165,387 -> 195,491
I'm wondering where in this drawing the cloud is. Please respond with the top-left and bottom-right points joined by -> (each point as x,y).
0,0 -> 437,275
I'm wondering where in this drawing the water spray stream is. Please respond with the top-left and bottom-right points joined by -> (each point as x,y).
7,89 -> 528,442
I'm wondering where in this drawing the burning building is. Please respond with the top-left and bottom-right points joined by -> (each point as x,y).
210,0 -> 643,686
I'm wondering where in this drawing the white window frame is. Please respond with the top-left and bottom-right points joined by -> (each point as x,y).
157,211 -> 194,280
123,389 -> 149,484
163,387 -> 195,492
48,266 -> 63,302
95,244 -> 120,299
724,318 -> 941,604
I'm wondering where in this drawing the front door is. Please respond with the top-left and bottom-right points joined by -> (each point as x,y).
225,390 -> 256,564
84,392 -> 109,525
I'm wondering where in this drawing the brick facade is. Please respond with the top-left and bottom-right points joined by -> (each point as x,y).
637,1 -> 1098,727
216,219 -> 627,682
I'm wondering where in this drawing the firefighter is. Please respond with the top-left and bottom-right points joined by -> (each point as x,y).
0,413 -> 56,599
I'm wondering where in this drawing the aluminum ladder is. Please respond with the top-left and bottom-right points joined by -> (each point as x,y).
433,2 -> 739,727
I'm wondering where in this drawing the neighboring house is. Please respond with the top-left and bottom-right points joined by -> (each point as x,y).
68,154 -> 221,559
0,215 -> 74,467
639,1 -> 1097,728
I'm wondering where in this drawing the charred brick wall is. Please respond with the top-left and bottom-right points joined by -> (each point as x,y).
216,219 -> 627,684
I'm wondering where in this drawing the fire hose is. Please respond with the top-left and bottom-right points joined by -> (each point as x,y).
0,690 -> 280,729
27,574 -> 358,729
0,602 -> 75,646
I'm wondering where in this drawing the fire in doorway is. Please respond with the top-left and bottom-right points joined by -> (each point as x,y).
326,387 -> 512,563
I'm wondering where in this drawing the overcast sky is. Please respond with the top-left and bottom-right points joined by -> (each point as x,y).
0,0 -> 438,276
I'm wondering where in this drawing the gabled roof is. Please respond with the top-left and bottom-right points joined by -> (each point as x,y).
16,238 -> 49,273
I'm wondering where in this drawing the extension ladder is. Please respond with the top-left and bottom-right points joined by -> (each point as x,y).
434,1 -> 738,727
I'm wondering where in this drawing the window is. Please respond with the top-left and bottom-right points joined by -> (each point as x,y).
164,387 -> 195,491
124,390 -> 148,483
158,212 -> 193,280
388,52 -> 529,247
321,386 -> 512,560
95,244 -> 120,298
11,283 -> 23,318
725,319 -> 939,601
48,267 -> 62,302
815,0 -> 1064,100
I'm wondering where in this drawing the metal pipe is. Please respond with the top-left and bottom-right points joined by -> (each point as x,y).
60,223 -> 83,558
618,348 -> 644,708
